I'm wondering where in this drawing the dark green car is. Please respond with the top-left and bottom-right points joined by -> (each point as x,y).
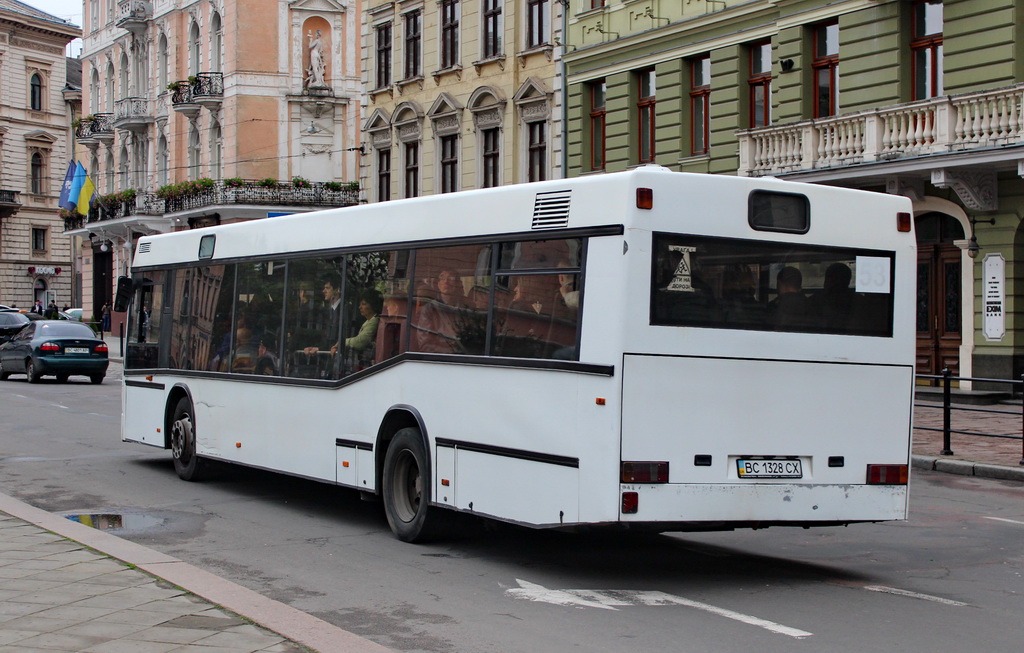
0,320 -> 108,384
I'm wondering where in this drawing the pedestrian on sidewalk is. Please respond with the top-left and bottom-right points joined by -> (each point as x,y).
101,301 -> 111,334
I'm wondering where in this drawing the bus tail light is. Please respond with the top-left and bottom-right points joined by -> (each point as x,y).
40,342 -> 59,352
636,188 -> 653,210
622,491 -> 639,514
866,464 -> 908,485
621,461 -> 669,483
897,212 -> 911,232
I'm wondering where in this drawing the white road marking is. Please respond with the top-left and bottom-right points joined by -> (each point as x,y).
506,579 -> 812,638
983,516 -> 1024,527
863,585 -> 968,607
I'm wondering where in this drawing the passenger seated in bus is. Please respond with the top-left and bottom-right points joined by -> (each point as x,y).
344,290 -> 382,352
413,269 -> 469,353
720,264 -> 766,326
812,262 -> 856,331
770,266 -> 815,329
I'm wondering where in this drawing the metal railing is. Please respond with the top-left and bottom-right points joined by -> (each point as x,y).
915,368 -> 1024,465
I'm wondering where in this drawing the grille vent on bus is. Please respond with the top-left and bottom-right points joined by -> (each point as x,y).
531,190 -> 571,229
137,242 -> 151,254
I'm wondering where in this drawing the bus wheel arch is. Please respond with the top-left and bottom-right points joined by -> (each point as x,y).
374,405 -> 428,495
166,385 -> 205,481
376,406 -> 443,542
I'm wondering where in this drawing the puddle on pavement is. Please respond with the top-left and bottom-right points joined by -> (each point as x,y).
62,512 -> 165,532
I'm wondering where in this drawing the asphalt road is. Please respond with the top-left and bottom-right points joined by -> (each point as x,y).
2,364 -> 1023,652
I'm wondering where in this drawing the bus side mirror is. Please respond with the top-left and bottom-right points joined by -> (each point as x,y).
113,276 -> 133,313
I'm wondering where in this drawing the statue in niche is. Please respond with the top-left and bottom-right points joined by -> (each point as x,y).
306,30 -> 326,87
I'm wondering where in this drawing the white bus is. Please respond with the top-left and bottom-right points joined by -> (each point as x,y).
119,167 -> 914,542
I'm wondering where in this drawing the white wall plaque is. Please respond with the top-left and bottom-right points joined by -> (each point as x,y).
983,253 -> 1005,341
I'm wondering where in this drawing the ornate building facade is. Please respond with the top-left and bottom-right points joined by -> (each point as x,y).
70,0 -> 365,325
360,0 -> 564,201
0,1 -> 80,309
564,0 -> 1024,385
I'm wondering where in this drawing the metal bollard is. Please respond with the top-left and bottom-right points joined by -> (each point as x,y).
940,367 -> 953,456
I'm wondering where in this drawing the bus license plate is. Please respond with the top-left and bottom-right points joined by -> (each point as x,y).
65,347 -> 89,354
737,458 -> 802,479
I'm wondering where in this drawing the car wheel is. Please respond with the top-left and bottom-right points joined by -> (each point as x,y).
382,427 -> 446,543
56,374 -> 69,383
0,360 -> 9,381
170,396 -> 205,481
90,374 -> 104,384
26,359 -> 41,383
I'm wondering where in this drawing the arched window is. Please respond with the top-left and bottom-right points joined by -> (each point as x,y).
190,22 -> 202,75
210,120 -> 222,178
189,124 -> 201,176
30,74 -> 43,110
105,150 -> 115,193
119,144 -> 130,189
157,34 -> 168,89
157,135 -> 169,187
119,52 -> 130,97
105,62 -> 115,111
90,69 -> 100,113
30,153 -> 44,194
211,13 -> 223,72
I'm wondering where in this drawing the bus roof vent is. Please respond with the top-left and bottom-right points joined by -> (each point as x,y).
137,242 -> 151,254
532,190 -> 572,230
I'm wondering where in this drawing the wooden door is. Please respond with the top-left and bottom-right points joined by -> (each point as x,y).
916,243 -> 962,377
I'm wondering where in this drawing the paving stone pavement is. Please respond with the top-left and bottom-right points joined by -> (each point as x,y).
0,512 -> 304,653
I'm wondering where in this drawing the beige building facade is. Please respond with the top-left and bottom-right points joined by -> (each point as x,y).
0,1 -> 80,310
360,0 -> 564,200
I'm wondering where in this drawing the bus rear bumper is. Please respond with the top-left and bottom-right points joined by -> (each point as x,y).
617,483 -> 908,525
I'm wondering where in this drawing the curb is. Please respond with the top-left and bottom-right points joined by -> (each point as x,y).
911,454 -> 1024,482
0,492 -> 391,653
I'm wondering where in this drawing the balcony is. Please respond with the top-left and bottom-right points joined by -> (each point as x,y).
75,113 -> 114,147
116,0 -> 151,35
737,84 -> 1024,181
0,189 -> 21,220
113,97 -> 153,132
191,72 -> 223,108
159,179 -> 360,215
170,82 -> 200,118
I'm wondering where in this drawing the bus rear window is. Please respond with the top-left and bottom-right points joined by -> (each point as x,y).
650,233 -> 894,337
749,190 -> 809,233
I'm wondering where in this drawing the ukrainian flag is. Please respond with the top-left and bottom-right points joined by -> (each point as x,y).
76,167 -> 96,216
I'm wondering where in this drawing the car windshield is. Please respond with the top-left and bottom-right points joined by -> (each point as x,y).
37,322 -> 96,338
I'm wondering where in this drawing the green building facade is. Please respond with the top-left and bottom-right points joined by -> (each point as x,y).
564,0 -> 1024,386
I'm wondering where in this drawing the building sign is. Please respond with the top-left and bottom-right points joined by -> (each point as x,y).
28,266 -> 61,275
983,253 -> 1005,341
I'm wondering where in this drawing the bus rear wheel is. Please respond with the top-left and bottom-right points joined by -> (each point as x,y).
383,427 -> 442,543
170,397 -> 205,481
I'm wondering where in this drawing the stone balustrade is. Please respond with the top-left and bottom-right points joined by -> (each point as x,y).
737,85 -> 1024,176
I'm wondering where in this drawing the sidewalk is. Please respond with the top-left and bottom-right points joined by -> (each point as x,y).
912,396 -> 1024,481
0,494 -> 391,653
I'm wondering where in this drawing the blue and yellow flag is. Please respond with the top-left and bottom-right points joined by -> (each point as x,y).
67,161 -> 86,210
76,171 -> 96,216
58,161 -> 76,210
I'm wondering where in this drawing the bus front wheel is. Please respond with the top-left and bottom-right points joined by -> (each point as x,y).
170,397 -> 205,481
383,427 -> 441,542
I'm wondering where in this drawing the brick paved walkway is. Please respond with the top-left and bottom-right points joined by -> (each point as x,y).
913,400 -> 1024,467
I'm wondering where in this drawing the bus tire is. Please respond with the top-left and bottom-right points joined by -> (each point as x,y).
170,397 -> 205,481
383,427 -> 442,543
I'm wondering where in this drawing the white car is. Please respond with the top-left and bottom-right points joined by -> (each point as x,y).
64,308 -> 84,321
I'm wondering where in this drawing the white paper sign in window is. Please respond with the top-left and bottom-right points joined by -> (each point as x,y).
855,256 -> 891,294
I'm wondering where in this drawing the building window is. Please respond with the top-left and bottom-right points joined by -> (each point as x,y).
404,11 -> 422,79
440,0 -> 460,69
404,142 -> 419,198
637,69 -> 656,163
528,122 -> 546,182
30,153 -> 45,194
482,128 -> 500,188
690,56 -> 710,155
482,0 -> 502,59
377,148 -> 392,201
589,79 -> 606,171
912,0 -> 943,100
526,0 -> 547,49
749,41 -> 772,128
440,135 -> 458,193
813,21 -> 839,118
590,0 -> 605,8
32,228 -> 47,252
376,22 -> 392,89
30,74 -> 43,111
